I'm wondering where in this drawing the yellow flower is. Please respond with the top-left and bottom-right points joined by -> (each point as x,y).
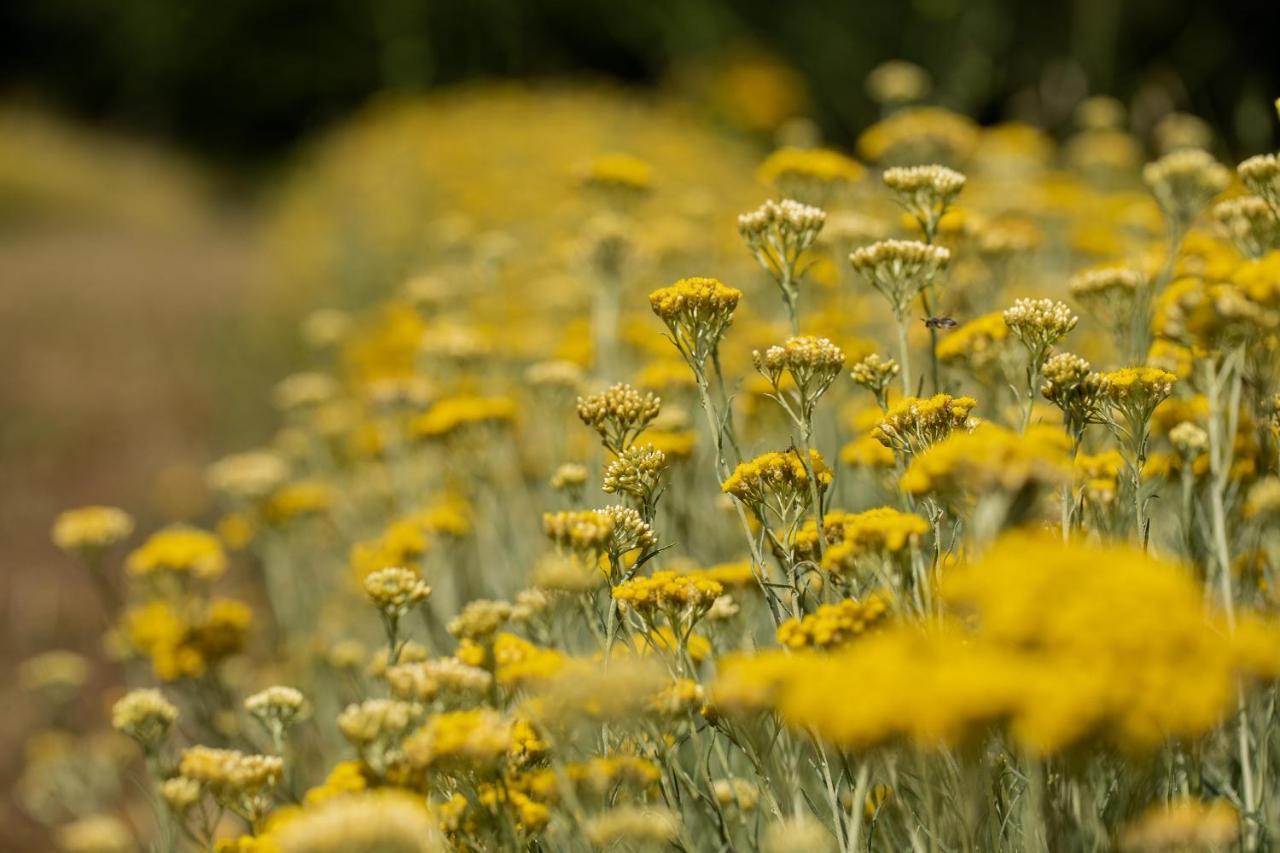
840,433 -> 896,469
857,106 -> 979,165
613,570 -> 723,619
402,709 -> 515,775
56,815 -> 135,853
757,147 -> 864,198
1144,148 -> 1231,230
582,152 -> 653,194
112,688 -> 178,749
576,383 -> 661,454
263,480 -> 334,525
268,791 -> 442,853
777,593 -> 890,650
818,508 -> 930,573
1119,798 -> 1237,853
126,525 -> 227,580
584,806 -> 682,848
900,422 -> 1071,499
935,313 -> 1009,370
722,449 -> 832,508
51,506 -> 134,553
873,393 -> 976,455
410,395 -> 516,440
849,239 -> 951,317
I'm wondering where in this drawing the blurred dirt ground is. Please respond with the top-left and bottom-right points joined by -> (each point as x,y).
0,107 -> 278,846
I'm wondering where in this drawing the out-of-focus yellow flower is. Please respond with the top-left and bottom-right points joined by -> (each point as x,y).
126,525 -> 227,581
51,506 -> 134,554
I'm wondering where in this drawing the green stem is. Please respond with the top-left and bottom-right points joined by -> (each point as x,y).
896,310 -> 913,396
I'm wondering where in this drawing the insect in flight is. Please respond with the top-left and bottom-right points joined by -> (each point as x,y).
923,316 -> 959,329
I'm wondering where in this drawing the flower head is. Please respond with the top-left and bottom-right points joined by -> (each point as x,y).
582,152 -> 652,204
269,791 -> 443,853
246,686 -> 307,737
850,240 -> 951,317
934,313 -> 1009,372
207,450 -> 290,500
51,506 -> 134,554
1102,367 -> 1178,428
865,60 -> 931,105
1119,798 -> 1237,853
777,594 -> 890,650
1239,153 -> 1280,211
576,383 -> 661,454
363,567 -> 432,619
818,507 -> 930,573
900,422 -> 1071,501
603,444 -> 668,506
738,198 -> 827,283
179,745 -> 282,800
1041,352 -> 1110,439
849,353 -> 900,404
112,688 -> 178,750
757,147 -> 864,202
613,570 -> 723,621
1144,148 -> 1230,231
873,393 -> 976,455
448,599 -> 514,643
752,336 -> 846,416
1002,298 -> 1078,357
882,164 -> 966,238
1212,196 -> 1280,259
649,277 -> 741,367
1069,267 -> 1143,326
584,806 -> 683,849
401,708 -> 515,776
126,525 -> 227,581
722,449 -> 832,512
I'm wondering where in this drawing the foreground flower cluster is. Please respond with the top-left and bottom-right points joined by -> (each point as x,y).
26,79 -> 1280,852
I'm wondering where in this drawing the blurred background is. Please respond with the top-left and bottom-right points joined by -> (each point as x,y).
1,0 -> 1278,846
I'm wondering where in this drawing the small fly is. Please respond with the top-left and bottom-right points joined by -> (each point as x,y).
923,316 -> 958,330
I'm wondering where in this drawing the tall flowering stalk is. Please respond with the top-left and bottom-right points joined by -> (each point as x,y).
1101,367 -> 1176,546
850,239 -> 951,395
752,335 -> 846,561
1040,353 -> 1110,535
650,277 -> 785,623
1003,298 -> 1078,432
738,199 -> 826,334
883,165 -> 966,391
1140,148 -> 1230,358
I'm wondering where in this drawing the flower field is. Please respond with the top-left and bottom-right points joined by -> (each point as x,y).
24,79 -> 1280,852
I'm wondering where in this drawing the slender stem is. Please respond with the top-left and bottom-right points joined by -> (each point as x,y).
693,370 -> 785,626
919,285 -> 941,394
1204,352 -> 1258,850
847,760 -> 871,853
1021,757 -> 1048,853
896,310 -> 913,396
1021,362 -> 1041,433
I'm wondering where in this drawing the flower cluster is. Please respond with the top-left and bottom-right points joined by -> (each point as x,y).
1002,297 -> 1079,355
648,277 -> 742,366
882,163 -> 966,239
873,393 -> 976,455
613,570 -> 724,620
776,593 -> 889,650
576,383 -> 661,454
1143,148 -> 1231,231
849,239 -> 951,318
721,449 -> 832,510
